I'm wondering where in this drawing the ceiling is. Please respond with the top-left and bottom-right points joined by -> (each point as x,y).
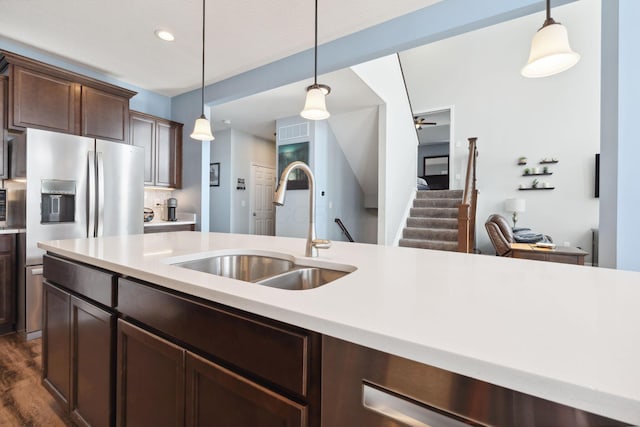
415,110 -> 451,145
211,67 -> 383,141
0,0 -> 442,97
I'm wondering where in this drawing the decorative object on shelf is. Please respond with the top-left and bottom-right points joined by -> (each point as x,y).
505,198 -> 526,228
540,158 -> 559,164
209,162 -> 220,187
518,157 -> 528,165
532,179 -> 539,188
521,0 -> 580,78
524,167 -> 531,175
190,0 -> 214,141
300,0 -> 331,120
543,165 -> 549,173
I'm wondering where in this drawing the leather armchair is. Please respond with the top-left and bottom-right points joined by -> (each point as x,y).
485,214 -> 514,256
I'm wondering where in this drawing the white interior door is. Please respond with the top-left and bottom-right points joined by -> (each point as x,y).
251,165 -> 275,236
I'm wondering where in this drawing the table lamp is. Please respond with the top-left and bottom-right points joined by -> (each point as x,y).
505,198 -> 526,228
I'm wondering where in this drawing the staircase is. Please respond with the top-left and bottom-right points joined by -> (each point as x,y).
399,189 -> 464,252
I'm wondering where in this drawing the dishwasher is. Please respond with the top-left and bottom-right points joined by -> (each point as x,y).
25,265 -> 43,340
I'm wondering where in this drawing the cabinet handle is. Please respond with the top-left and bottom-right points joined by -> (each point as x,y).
362,383 -> 472,427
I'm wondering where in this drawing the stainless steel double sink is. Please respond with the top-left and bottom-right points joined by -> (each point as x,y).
171,253 -> 354,290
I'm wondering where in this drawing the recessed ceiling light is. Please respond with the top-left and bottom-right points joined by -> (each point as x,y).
154,29 -> 175,42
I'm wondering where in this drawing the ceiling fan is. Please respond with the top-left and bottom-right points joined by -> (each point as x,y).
414,116 -> 436,130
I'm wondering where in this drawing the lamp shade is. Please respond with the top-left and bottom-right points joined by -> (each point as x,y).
190,115 -> 214,141
300,87 -> 330,120
505,198 -> 526,213
522,23 -> 580,78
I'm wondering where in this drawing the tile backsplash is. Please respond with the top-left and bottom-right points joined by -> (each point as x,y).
144,189 -> 173,213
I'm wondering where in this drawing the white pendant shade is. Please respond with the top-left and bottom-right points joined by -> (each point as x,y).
300,87 -> 330,120
522,23 -> 580,78
190,116 -> 214,141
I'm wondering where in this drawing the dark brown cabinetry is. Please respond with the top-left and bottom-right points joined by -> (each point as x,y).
0,50 -> 135,142
186,351 -> 306,427
130,111 -> 183,188
117,277 -> 319,427
116,319 -> 185,427
0,76 -> 9,179
0,234 -> 16,334
42,255 -> 116,427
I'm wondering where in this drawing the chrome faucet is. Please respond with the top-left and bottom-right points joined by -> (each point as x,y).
273,161 -> 331,257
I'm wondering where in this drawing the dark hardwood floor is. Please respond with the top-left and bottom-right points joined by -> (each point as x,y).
0,333 -> 71,426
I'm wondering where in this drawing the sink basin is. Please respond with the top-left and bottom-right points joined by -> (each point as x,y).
171,251 -> 355,290
173,254 -> 295,283
256,267 -> 348,290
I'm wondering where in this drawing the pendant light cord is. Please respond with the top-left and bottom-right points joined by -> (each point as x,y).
314,0 -> 318,86
201,0 -> 206,116
546,0 -> 551,21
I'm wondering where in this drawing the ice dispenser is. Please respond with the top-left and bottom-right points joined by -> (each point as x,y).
41,180 -> 76,223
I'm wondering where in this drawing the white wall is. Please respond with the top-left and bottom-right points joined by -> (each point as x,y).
210,129 -> 276,234
599,0 -> 640,272
400,0 -> 601,258
230,130 -> 276,234
210,129 -> 232,232
351,55 -> 419,245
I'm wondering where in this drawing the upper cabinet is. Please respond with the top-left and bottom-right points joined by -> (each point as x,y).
130,111 -> 183,189
0,50 -> 136,143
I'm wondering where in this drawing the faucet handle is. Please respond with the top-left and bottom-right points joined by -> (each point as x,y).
312,239 -> 331,250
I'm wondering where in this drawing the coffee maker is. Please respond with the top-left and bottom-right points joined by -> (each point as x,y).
162,198 -> 178,221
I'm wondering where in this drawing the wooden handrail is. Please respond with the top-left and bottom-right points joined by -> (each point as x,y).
458,138 -> 478,253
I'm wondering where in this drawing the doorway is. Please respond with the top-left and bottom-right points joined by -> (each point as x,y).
250,164 -> 276,235
415,108 -> 451,190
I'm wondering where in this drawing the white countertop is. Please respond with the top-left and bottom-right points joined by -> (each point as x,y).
143,212 -> 196,227
0,228 -> 25,234
38,232 -> 640,424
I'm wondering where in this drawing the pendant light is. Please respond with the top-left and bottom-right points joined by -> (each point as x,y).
300,0 -> 331,120
521,0 -> 580,78
190,0 -> 214,141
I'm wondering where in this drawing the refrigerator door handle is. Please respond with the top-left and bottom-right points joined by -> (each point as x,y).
97,152 -> 105,237
88,151 -> 96,237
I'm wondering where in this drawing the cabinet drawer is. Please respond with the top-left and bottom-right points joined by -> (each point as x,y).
43,254 -> 116,307
117,277 -> 313,398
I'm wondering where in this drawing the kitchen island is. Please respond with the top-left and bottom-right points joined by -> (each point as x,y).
38,231 -> 640,426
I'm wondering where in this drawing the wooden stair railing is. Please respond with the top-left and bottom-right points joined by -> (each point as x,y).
334,218 -> 355,242
458,138 -> 478,253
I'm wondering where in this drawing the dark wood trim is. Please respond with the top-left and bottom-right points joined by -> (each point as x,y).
0,50 -> 137,99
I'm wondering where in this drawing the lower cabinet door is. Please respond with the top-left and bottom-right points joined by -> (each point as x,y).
42,282 -> 71,407
70,296 -> 114,427
116,319 -> 185,427
185,351 -> 307,427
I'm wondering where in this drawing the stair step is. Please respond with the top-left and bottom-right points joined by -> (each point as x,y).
416,190 -> 464,199
402,227 -> 458,241
409,207 -> 458,219
413,198 -> 461,208
407,217 -> 457,229
399,239 -> 459,252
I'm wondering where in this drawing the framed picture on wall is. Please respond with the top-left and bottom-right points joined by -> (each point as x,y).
277,142 -> 309,190
210,162 -> 220,187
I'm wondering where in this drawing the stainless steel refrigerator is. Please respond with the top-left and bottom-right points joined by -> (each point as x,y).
19,128 -> 144,339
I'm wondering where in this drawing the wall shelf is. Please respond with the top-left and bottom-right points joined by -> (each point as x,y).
539,160 -> 559,164
522,172 -> 553,176
518,187 -> 555,191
